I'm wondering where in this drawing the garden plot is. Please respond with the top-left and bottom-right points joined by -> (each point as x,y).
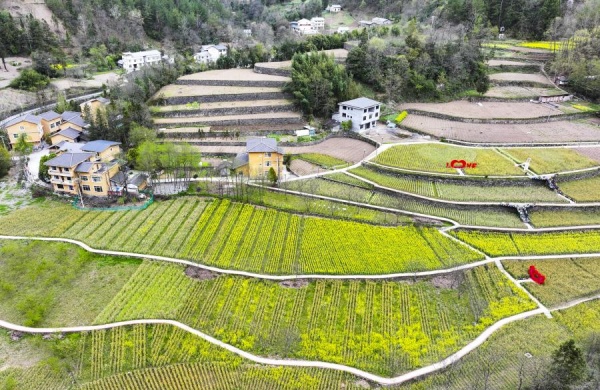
559,175 -> 600,202
289,159 -> 321,176
401,115 -> 600,143
490,72 -> 553,85
255,60 -> 292,69
484,86 -> 565,99
179,68 -> 290,82
372,143 -> 525,176
400,101 -> 562,119
155,85 -> 282,98
503,257 -> 600,307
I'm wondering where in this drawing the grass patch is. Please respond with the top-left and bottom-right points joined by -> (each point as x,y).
293,153 -> 349,169
0,240 -> 141,327
529,208 -> 600,227
559,175 -> 600,202
503,257 -> 600,307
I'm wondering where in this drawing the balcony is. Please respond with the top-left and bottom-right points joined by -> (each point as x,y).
50,177 -> 78,185
48,169 -> 72,176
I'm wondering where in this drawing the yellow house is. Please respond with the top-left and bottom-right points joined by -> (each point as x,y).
59,111 -> 88,132
80,97 -> 110,116
233,138 -> 284,179
44,140 -> 123,197
4,114 -> 43,147
39,111 -> 63,136
50,128 -> 82,145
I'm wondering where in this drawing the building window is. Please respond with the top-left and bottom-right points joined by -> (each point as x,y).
92,176 -> 101,182
50,124 -> 55,128
57,184 -> 64,189
363,116 -> 366,121
19,126 -> 24,130
363,109 -> 367,113
13,134 -> 18,139
265,152 -> 272,157
81,176 -> 88,181
82,185 -> 90,191
94,186 -> 103,192
64,168 -> 69,172
69,186 -> 74,191
360,124 -> 364,129
266,161 -> 271,167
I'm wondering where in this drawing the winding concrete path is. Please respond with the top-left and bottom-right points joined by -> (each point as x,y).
0,310 -> 544,386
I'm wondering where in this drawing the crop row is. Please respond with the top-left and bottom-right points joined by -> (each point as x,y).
0,197 -> 484,274
96,261 -> 536,376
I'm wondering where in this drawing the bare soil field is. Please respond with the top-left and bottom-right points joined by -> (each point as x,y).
193,138 -> 376,161
490,73 -> 553,85
156,85 -> 282,98
487,60 -> 538,67
572,147 -> 600,163
179,69 -> 290,82
154,111 -> 302,125
289,159 -> 321,176
484,86 -> 565,99
154,99 -> 293,112
287,138 -> 376,162
400,101 -> 563,119
402,115 -> 600,143
50,72 -> 120,91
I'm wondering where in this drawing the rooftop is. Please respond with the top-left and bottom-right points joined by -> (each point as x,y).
246,138 -> 284,154
44,153 -> 94,168
75,162 -> 95,173
50,141 -> 86,153
39,110 -> 61,121
81,140 -> 121,153
339,97 -> 381,109
4,114 -> 41,128
232,153 -> 250,169
53,127 -> 81,140
123,50 -> 161,58
61,111 -> 88,128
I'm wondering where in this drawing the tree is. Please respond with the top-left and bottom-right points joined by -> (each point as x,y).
9,69 -> 49,92
267,167 -> 278,185
0,147 -> 11,178
13,134 -> 32,154
38,153 -> 57,182
549,339 -> 586,387
128,123 -> 157,148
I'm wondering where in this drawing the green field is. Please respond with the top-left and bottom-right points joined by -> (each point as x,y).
349,166 -> 563,203
293,153 -> 349,169
503,257 -> 600,307
0,198 -> 483,274
559,175 -> 600,202
373,144 -> 525,176
529,208 -> 600,227
451,229 -> 600,257
286,178 -> 525,228
502,148 -> 599,174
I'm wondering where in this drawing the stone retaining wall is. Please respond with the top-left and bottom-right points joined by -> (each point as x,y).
253,65 -> 291,77
175,79 -> 288,88
158,116 -> 304,128
155,104 -> 296,118
163,92 -> 288,105
404,108 -> 594,124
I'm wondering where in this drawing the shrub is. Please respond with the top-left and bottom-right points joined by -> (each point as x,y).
9,69 -> 50,91
394,111 -> 408,124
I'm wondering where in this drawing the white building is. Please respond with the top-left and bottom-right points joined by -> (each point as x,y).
311,17 -> 325,30
121,50 -> 162,73
243,29 -> 252,37
193,44 -> 228,64
337,26 -> 350,33
293,18 -> 318,35
334,97 -> 381,132
328,4 -> 341,12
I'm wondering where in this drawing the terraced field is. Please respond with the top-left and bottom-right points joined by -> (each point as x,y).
483,86 -> 565,99
285,178 -> 525,228
489,72 -> 553,85
401,115 -> 600,143
349,166 -> 564,203
502,147 -> 600,174
0,198 -> 484,274
559,175 -> 600,202
400,101 -> 563,119
372,143 -> 524,176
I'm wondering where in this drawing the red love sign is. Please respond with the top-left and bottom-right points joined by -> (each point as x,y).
529,265 -> 546,285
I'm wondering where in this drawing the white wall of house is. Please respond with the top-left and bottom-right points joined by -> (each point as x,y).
121,50 -> 162,73
194,45 -> 228,64
338,103 -> 381,132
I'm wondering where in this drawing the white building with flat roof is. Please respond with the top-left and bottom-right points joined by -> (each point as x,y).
193,44 -> 228,64
311,17 -> 325,30
328,4 -> 341,12
293,18 -> 318,35
335,97 -> 381,132
121,50 -> 162,73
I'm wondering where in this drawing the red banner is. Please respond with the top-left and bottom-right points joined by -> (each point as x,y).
529,265 -> 546,285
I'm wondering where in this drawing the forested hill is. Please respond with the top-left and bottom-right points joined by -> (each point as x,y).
44,0 -> 231,50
